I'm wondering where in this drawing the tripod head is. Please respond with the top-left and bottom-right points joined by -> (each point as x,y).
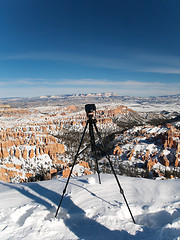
85,104 -> 96,118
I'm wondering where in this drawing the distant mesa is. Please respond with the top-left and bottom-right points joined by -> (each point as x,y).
40,95 -> 61,99
39,96 -> 48,99
0,104 -> 11,109
50,95 -> 61,99
66,105 -> 78,112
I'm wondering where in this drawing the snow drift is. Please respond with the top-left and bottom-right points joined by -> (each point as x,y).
0,174 -> 180,240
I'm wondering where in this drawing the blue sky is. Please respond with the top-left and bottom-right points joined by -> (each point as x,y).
0,0 -> 180,98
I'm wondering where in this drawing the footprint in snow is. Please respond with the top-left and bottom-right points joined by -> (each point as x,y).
10,205 -> 37,226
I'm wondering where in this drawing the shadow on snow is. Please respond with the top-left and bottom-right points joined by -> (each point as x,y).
0,181 -> 163,240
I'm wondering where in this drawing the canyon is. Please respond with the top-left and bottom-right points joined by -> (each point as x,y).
0,94 -> 179,182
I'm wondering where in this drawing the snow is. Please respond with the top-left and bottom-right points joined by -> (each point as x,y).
163,149 -> 171,156
146,126 -> 168,134
0,174 -> 180,240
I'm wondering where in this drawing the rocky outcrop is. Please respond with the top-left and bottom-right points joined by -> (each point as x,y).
43,173 -> 51,180
43,147 -> 48,154
29,149 -> 35,158
6,163 -> 14,168
147,158 -> 157,171
39,147 -> 44,155
22,149 -> 28,159
1,140 -> 14,148
97,118 -> 113,125
1,108 -> 30,117
163,156 -> 169,167
66,105 -> 78,112
15,165 -> 21,169
161,126 -> 180,149
1,147 -> 9,158
175,157 -> 179,167
35,148 -> 39,156
10,149 -> 14,156
113,146 -> 122,155
44,143 -> 65,155
62,167 -> 71,178
84,169 -> 92,175
145,150 -> 150,161
15,148 -> 20,158
0,168 -> 10,182
25,173 -> 33,178
97,105 -> 133,118
79,161 -> 90,169
50,168 -> 57,175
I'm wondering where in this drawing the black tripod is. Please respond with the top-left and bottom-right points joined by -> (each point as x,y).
55,104 -> 136,224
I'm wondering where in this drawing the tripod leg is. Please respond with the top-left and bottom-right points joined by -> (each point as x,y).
93,147 -> 101,184
55,120 -> 89,218
93,122 -> 136,224
89,121 -> 101,184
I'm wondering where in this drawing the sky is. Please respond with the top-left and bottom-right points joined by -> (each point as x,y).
0,0 -> 180,98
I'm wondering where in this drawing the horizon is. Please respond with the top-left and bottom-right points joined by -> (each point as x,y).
0,0 -> 180,98
0,92 -> 180,101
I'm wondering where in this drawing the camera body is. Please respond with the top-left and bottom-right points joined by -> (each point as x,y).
85,104 -> 96,118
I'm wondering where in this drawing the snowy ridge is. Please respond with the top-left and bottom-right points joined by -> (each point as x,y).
1,93 -> 180,113
0,174 -> 180,240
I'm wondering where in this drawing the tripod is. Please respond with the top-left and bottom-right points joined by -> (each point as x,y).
55,104 -> 136,224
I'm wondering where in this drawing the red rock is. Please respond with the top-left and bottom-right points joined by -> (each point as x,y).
178,143 -> 180,152
15,148 -> 20,158
163,156 -> 169,167
147,158 -> 156,171
6,163 -> 14,168
22,149 -> 28,159
175,157 -> 179,167
39,147 -> 44,155
2,147 -> 9,158
84,169 -> 92,175
25,173 -> 33,178
29,149 -> 35,158
15,165 -> 21,169
0,172 -> 10,182
79,161 -> 90,169
62,167 -> 71,178
35,148 -> 39,156
145,150 -> 150,160
6,170 -> 17,178
1,140 -> 14,148
15,140 -> 21,147
50,168 -> 57,175
0,168 -> 6,173
113,146 -> 122,155
43,147 -> 48,154
44,143 -> 65,156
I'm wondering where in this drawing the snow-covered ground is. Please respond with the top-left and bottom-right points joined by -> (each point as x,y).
0,174 -> 180,240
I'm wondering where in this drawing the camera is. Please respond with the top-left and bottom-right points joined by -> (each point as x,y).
85,104 -> 96,117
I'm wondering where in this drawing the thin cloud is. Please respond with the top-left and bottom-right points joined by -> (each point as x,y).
135,53 -> 180,66
0,78 -> 47,85
1,51 -> 180,75
138,67 -> 180,74
15,78 -> 46,85
1,77 -> 179,89
0,78 -> 179,98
